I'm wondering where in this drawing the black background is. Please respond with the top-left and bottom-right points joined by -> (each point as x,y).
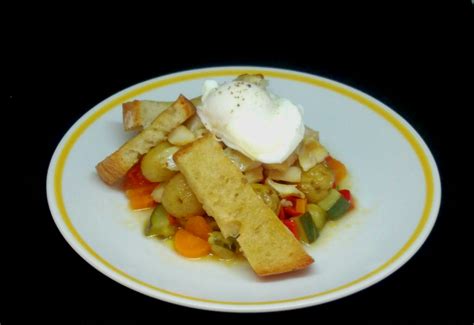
5,3 -> 473,323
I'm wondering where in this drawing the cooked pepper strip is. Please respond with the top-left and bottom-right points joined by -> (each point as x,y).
123,161 -> 156,190
339,189 -> 354,209
283,219 -> 299,239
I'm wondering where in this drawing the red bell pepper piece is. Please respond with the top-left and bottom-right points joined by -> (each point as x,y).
339,189 -> 351,201
283,219 -> 299,239
167,215 -> 179,226
123,161 -> 156,190
278,206 -> 287,220
339,189 -> 354,209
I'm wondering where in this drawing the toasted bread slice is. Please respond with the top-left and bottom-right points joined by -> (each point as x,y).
123,100 -> 171,131
174,135 -> 313,276
96,95 -> 195,185
123,98 -> 201,132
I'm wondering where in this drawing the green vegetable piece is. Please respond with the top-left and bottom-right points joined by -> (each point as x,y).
307,203 -> 327,230
145,205 -> 176,238
292,212 -> 319,244
208,231 -> 238,251
318,189 -> 341,211
327,197 -> 351,220
210,244 -> 235,259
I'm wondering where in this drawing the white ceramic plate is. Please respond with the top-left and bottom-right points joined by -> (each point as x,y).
46,66 -> 441,312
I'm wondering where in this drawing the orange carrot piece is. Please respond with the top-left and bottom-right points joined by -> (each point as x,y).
129,194 -> 156,210
185,216 -> 211,240
125,184 -> 157,198
295,198 -> 307,214
325,156 -> 347,185
174,229 -> 211,258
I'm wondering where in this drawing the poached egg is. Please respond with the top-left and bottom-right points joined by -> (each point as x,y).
197,80 -> 304,164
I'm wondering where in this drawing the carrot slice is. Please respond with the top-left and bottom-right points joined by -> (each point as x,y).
174,229 -> 211,258
128,194 -> 156,210
325,156 -> 347,185
125,184 -> 158,210
125,184 -> 157,198
185,216 -> 211,240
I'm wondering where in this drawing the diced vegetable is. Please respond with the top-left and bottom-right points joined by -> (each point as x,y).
298,137 -> 329,172
251,183 -> 280,213
316,189 -> 351,220
128,193 -> 156,210
123,162 -> 155,190
208,231 -> 237,250
168,125 -> 195,146
263,153 -> 298,171
140,142 -> 179,182
125,183 -> 158,198
291,212 -> 319,243
283,219 -> 299,239
145,205 -> 176,238
325,156 -> 347,185
266,179 -> 305,199
162,173 -> 205,218
174,229 -> 211,258
244,166 -> 264,184
125,183 -> 158,210
339,189 -> 351,202
317,189 -> 342,211
327,196 -> 351,220
307,203 -> 327,230
278,206 -> 286,220
339,189 -> 355,209
224,147 -> 261,172
210,245 -> 235,259
208,231 -> 238,258
299,163 -> 335,203
266,166 -> 302,183
185,216 -> 211,240
168,215 -> 179,226
283,197 -> 307,217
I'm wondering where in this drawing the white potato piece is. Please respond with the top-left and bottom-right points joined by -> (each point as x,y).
266,166 -> 302,183
244,166 -> 264,183
223,148 -> 261,172
168,125 -> 195,146
162,173 -> 204,218
141,142 -> 179,182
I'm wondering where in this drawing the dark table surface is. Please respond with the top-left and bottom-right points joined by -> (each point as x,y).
6,6 -> 473,323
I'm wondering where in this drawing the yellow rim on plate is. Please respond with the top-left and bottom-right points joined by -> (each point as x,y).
52,68 -> 435,306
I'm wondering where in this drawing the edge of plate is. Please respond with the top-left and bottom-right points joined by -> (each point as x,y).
46,66 -> 441,312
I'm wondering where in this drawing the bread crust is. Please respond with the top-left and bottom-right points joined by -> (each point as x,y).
96,95 -> 195,185
174,135 -> 314,276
